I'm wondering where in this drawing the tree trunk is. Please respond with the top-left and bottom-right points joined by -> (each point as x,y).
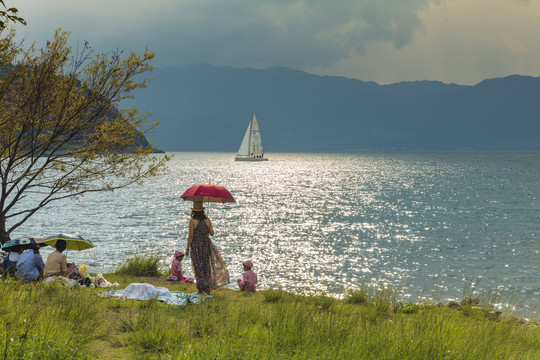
0,213 -> 9,244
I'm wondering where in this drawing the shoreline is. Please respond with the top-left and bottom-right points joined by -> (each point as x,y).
112,273 -> 539,323
2,273 -> 539,359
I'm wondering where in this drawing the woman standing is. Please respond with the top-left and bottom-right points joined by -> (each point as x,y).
185,201 -> 230,294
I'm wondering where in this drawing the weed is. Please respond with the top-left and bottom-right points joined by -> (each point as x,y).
397,302 -> 420,314
344,285 -> 370,305
264,288 -> 285,303
114,255 -> 164,277
1,264 -> 538,359
309,293 -> 336,311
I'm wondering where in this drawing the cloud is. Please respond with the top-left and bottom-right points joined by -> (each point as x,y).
168,0 -> 434,68
10,0 -> 540,84
306,0 -> 540,84
14,0 -> 433,69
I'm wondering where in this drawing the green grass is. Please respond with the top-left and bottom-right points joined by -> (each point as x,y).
114,255 -> 163,277
0,279 -> 100,359
1,271 -> 539,359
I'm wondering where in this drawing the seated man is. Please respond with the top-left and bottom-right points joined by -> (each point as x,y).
44,240 -> 71,277
15,243 -> 45,282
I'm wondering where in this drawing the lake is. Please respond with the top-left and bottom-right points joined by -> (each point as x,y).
14,152 -> 540,318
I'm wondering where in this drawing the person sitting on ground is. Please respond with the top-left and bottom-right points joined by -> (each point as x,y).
15,243 -> 45,282
166,250 -> 194,283
44,240 -> 73,278
2,245 -> 24,278
237,260 -> 257,292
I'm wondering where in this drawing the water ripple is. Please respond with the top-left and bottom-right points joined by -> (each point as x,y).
12,152 -> 540,317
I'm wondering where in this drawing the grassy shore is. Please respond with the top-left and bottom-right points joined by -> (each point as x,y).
1,259 -> 539,359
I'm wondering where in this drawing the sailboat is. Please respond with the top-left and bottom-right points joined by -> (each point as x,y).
235,112 -> 269,161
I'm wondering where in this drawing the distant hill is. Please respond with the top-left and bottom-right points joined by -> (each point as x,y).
132,64 -> 540,152
0,65 -> 159,154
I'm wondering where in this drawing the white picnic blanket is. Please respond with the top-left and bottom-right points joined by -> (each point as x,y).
108,283 -> 211,306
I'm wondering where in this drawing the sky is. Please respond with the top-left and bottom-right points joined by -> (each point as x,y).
8,0 -> 540,85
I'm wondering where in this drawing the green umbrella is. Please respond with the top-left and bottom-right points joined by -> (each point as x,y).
43,233 -> 94,251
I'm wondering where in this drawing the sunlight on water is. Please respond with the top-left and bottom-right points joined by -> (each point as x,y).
13,152 -> 540,317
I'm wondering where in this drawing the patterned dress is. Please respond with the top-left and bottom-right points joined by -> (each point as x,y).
238,270 -> 258,292
190,219 -> 230,293
167,259 -> 194,283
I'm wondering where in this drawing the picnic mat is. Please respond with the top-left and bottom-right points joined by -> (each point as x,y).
108,283 -> 213,306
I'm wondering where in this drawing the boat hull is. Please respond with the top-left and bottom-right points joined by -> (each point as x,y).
235,156 -> 269,161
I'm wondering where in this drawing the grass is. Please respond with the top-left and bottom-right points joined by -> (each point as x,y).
0,279 -> 101,359
1,264 -> 539,359
114,255 -> 163,277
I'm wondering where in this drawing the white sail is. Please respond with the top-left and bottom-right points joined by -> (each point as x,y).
249,113 -> 264,155
235,112 -> 268,161
237,118 -> 252,156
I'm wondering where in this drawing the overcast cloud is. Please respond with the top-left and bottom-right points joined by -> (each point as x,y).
10,0 -> 540,84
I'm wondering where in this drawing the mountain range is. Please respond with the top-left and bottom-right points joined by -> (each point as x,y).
130,64 -> 540,152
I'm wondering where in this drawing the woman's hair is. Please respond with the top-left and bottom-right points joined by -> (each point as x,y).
191,210 -> 207,220
55,239 -> 67,252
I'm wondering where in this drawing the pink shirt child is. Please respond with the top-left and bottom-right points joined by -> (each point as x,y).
167,251 -> 194,283
237,260 -> 257,292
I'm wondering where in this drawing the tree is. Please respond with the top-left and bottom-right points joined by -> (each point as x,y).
0,0 -> 25,30
0,28 -> 170,244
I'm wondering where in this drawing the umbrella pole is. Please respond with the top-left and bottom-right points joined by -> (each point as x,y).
208,178 -> 211,216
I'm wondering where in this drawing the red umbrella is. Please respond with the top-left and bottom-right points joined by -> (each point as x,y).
181,184 -> 236,203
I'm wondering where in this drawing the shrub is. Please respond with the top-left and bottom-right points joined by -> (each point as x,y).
307,294 -> 336,311
316,294 -> 336,310
344,286 -> 369,305
397,302 -> 420,314
371,286 -> 396,317
114,255 -> 163,277
264,288 -> 285,303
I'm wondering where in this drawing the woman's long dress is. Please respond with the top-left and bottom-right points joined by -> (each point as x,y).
190,220 -> 230,293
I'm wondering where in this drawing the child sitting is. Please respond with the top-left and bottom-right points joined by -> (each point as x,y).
237,260 -> 257,292
166,250 -> 194,283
